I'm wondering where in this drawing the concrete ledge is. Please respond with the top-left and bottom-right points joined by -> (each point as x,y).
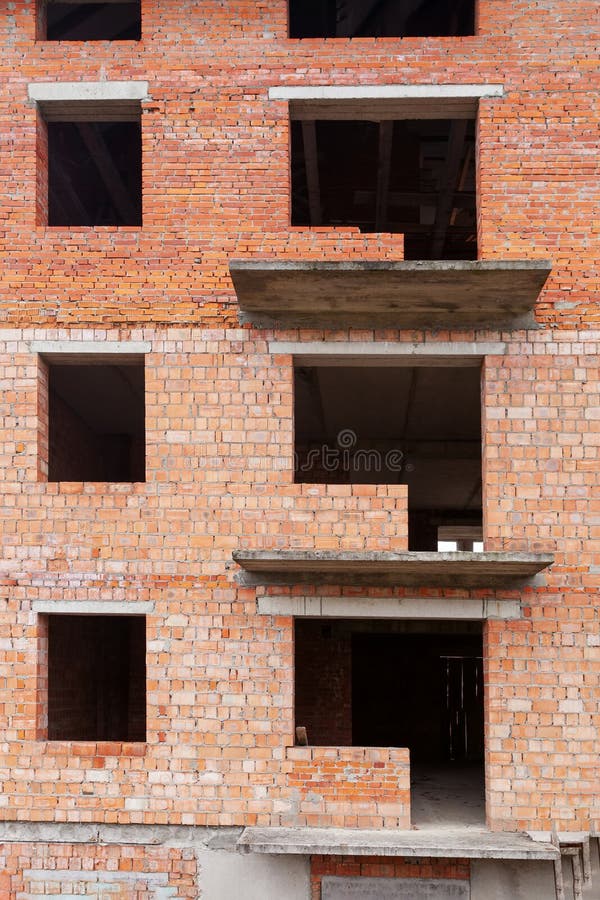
28,81 -> 148,122
0,822 -> 242,849
233,550 -> 554,588
257,595 -> 522,620
269,84 -> 504,120
229,259 -> 552,328
237,827 -> 559,861
32,601 -> 154,616
269,341 -> 506,366
30,340 -> 150,363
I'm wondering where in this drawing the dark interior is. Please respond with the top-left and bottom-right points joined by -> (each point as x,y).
290,0 -> 475,40
48,121 -> 142,226
45,2 -> 141,41
295,619 -> 484,764
294,365 -> 482,548
48,362 -> 145,482
47,614 -> 146,742
291,118 -> 476,259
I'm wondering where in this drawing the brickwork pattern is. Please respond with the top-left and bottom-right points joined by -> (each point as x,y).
0,842 -> 197,898
0,0 -> 598,873
310,856 -> 471,900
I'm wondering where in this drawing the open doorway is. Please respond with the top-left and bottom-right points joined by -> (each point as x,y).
295,618 -> 486,828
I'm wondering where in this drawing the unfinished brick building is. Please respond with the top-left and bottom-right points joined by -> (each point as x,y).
0,1 -> 599,898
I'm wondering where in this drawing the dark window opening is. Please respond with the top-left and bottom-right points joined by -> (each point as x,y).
295,618 -> 485,826
47,614 -> 146,742
294,364 -> 482,547
291,118 -> 476,259
290,0 -> 475,38
44,2 -> 141,41
48,120 -> 142,226
48,361 -> 145,482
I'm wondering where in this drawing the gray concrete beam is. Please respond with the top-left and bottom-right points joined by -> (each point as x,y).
32,601 -> 154,616
269,340 -> 506,366
257,595 -> 522,620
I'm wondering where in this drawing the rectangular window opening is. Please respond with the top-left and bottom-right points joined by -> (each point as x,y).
44,116 -> 142,226
294,364 -> 482,549
291,117 -> 477,260
294,618 -> 485,827
42,357 -> 145,483
43,614 -> 146,742
289,0 -> 475,39
41,1 -> 141,41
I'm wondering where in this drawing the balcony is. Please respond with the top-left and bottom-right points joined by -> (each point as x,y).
229,258 -> 552,328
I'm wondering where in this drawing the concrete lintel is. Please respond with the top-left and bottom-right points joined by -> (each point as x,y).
32,601 -> 154,616
269,340 -> 506,366
0,821 -> 242,848
29,81 -> 148,122
269,84 -> 504,101
237,827 -> 559,861
257,596 -> 522,620
30,340 -> 150,364
28,82 -> 149,104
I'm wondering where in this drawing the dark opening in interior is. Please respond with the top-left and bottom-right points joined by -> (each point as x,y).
48,361 -> 145,482
290,0 -> 475,38
45,2 -> 141,41
47,120 -> 142,226
291,118 -> 476,259
295,618 -> 484,761
47,614 -> 146,742
294,364 -> 482,549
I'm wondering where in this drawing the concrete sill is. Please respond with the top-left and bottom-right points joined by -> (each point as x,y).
229,259 -> 552,328
232,550 -> 554,587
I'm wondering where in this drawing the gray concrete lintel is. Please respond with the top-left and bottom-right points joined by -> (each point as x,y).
269,84 -> 504,100
28,82 -> 149,104
257,596 -> 522,620
32,601 -> 154,616
269,340 -> 506,366
0,821 -> 242,849
237,827 -> 560,861
30,340 -> 151,364
28,81 -> 149,122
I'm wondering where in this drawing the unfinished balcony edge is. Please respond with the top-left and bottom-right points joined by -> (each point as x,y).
237,826 -> 559,861
229,259 -> 552,328
232,550 -> 554,588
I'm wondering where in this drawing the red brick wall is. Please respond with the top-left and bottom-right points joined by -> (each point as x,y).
285,747 -> 411,828
310,856 -> 471,900
295,619 -> 352,746
0,842 -> 197,898
0,0 -> 598,846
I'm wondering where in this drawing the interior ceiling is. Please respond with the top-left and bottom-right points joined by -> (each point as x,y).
291,118 -> 477,260
295,366 -> 481,443
46,3 -> 141,41
290,0 -> 475,39
50,364 -> 145,435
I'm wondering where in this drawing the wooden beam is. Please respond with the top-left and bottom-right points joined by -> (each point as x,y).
301,121 -> 321,227
375,121 -> 393,231
430,120 -> 468,258
77,122 -> 138,224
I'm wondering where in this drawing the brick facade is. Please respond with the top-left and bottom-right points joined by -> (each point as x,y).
0,0 -> 598,896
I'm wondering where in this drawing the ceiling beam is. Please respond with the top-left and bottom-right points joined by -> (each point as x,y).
430,119 -> 468,258
301,121 -> 322,227
375,121 -> 393,231
77,122 -> 138,223
355,188 -> 475,209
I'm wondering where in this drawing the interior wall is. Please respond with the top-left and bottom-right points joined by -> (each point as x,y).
294,620 -> 352,746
